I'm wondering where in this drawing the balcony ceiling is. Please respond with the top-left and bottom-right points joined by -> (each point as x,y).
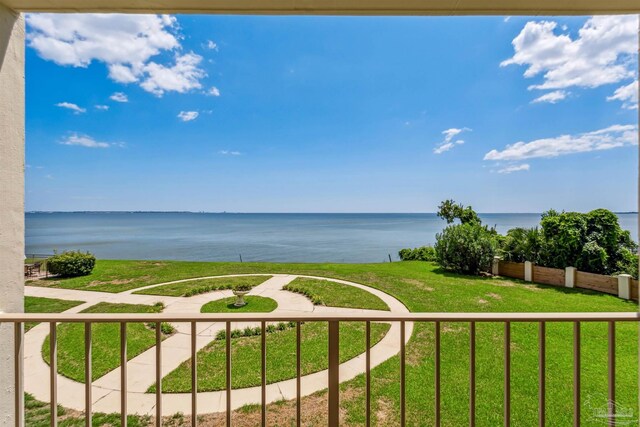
2,0 -> 640,14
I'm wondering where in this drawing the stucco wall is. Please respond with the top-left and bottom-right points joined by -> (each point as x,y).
0,4 -> 24,426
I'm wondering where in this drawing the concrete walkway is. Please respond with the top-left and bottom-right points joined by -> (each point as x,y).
24,274 -> 412,416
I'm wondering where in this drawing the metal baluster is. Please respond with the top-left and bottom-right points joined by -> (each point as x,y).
226,321 -> 231,427
191,322 -> 197,427
435,321 -> 441,427
156,322 -> 162,427
470,322 -> 476,427
261,320 -> 266,426
574,322 -> 580,427
85,323 -> 92,427
504,322 -> 511,427
120,322 -> 127,427
296,321 -> 301,427
400,320 -> 406,426
539,322 -> 546,427
366,321 -> 371,427
50,322 -> 57,427
14,322 -> 24,427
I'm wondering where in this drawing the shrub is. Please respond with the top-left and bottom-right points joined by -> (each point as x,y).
499,227 -> 543,264
615,247 -> 639,278
282,284 -> 324,305
46,251 -> 96,277
435,223 -> 498,275
398,246 -> 437,262
538,209 -> 637,275
146,322 -> 175,335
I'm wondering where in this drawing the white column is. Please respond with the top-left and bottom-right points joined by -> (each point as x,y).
492,256 -> 501,276
0,4 -> 25,426
617,274 -> 631,300
565,267 -> 576,288
524,261 -> 533,282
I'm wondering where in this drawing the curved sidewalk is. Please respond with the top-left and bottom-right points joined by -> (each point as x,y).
24,274 -> 413,416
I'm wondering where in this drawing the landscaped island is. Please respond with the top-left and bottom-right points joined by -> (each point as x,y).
25,259 -> 638,426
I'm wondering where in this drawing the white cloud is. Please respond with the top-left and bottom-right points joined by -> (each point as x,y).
205,40 -> 219,51
531,90 -> 569,104
95,105 -> 110,111
497,164 -> 530,174
108,63 -> 138,83
207,86 -> 221,97
55,102 -> 86,114
26,14 -> 206,96
178,111 -> 199,122
60,133 -> 116,148
607,81 -> 638,110
110,92 -> 128,103
141,53 -> 205,96
484,124 -> 638,161
219,150 -> 242,156
502,16 -> 638,104
433,127 -> 471,154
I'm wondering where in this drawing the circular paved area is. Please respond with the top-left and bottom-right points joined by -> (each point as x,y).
24,274 -> 412,416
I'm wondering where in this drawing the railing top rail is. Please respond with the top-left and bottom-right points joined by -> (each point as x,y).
0,312 -> 638,323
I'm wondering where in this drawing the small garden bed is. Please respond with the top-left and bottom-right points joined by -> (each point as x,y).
201,296 -> 278,313
134,276 -> 270,297
283,278 -> 390,310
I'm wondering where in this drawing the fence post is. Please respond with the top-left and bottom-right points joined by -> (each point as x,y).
492,256 -> 501,276
617,274 -> 631,300
565,267 -> 576,288
524,261 -> 533,282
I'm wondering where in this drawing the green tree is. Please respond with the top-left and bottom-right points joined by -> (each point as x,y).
537,209 -> 637,276
437,199 -> 481,225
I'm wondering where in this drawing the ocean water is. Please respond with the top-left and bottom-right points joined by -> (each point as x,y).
25,212 -> 639,263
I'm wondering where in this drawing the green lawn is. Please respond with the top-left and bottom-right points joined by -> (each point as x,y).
34,260 -> 639,425
201,296 -> 278,313
25,393 -> 150,427
154,321 -> 390,393
42,302 -> 172,382
133,275 -> 270,297
25,296 -> 84,332
284,277 -> 390,310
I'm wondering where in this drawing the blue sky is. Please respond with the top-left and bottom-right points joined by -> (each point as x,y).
25,14 -> 638,213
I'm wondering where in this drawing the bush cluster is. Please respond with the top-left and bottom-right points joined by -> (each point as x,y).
282,284 -> 323,305
215,321 -> 297,340
398,246 -> 437,262
46,251 -> 96,277
146,322 -> 176,335
421,200 -> 638,278
499,209 -> 638,277
435,222 -> 498,275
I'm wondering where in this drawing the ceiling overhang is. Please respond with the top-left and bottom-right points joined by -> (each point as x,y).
2,0 -> 640,15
